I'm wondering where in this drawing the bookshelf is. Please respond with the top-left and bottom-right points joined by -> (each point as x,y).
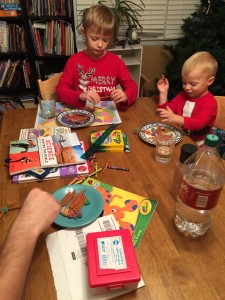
27,0 -> 76,81
0,0 -> 76,107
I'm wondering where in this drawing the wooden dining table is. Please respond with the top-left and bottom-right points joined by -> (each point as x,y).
0,97 -> 225,300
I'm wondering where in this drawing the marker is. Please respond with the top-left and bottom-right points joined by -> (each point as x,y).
108,166 -> 129,171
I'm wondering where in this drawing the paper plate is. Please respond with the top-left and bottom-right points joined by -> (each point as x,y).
139,122 -> 182,145
56,109 -> 95,128
53,184 -> 104,228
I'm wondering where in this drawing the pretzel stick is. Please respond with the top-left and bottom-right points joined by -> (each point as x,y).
69,189 -> 86,209
60,191 -> 75,207
71,194 -> 86,210
73,195 -> 87,213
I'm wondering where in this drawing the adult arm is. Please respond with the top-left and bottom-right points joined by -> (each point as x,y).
0,188 -> 61,300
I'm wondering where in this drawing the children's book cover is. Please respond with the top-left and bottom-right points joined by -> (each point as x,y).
9,133 -> 85,175
82,177 -> 157,237
12,142 -> 91,183
34,101 -> 121,128
19,127 -> 71,139
91,129 -> 124,152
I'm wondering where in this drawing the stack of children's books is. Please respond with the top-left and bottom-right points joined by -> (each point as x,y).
9,127 -> 91,183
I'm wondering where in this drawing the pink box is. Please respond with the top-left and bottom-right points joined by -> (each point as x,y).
86,229 -> 141,293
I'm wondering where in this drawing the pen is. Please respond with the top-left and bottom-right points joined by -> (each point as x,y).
107,166 -> 129,171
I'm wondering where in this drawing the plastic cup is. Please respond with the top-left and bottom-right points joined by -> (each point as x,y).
155,134 -> 176,164
38,96 -> 56,119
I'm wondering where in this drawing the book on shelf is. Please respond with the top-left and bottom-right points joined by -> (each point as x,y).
91,129 -> 124,152
0,9 -> 18,17
8,132 -> 86,175
35,101 -> 122,129
0,3 -> 21,11
0,59 -> 11,88
0,20 -> 8,53
82,177 -> 158,239
27,0 -> 72,17
5,59 -> 20,88
46,214 -> 145,300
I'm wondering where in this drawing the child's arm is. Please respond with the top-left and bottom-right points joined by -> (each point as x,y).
114,59 -> 138,109
157,107 -> 184,126
157,75 -> 169,105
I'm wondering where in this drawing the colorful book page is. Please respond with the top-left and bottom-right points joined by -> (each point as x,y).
19,127 -> 71,139
34,101 -> 122,128
82,177 -> 156,237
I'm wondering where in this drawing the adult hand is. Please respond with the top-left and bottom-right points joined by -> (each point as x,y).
15,188 -> 61,237
79,90 -> 101,104
110,89 -> 128,104
157,107 -> 184,126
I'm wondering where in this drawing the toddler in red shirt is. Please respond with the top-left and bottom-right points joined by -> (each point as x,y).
157,51 -> 218,145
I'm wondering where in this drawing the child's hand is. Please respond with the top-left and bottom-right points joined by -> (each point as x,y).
157,107 -> 184,126
110,89 -> 128,104
157,75 -> 169,93
79,90 -> 100,104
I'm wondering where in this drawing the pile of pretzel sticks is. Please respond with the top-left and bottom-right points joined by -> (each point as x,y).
60,188 -> 89,219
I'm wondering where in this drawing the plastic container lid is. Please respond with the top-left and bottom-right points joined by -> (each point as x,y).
204,134 -> 219,147
180,143 -> 198,163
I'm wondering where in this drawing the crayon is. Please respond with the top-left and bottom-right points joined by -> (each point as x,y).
107,166 -> 129,171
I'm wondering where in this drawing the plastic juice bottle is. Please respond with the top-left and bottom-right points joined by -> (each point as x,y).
174,134 -> 225,238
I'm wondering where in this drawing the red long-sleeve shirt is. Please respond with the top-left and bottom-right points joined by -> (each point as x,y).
56,50 -> 138,110
158,91 -> 217,141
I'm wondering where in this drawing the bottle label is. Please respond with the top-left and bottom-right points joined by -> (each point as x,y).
178,179 -> 223,210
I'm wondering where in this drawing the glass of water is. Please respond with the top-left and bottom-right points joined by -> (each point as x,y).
155,134 -> 176,164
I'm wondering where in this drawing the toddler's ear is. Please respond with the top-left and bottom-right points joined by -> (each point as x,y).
208,76 -> 215,86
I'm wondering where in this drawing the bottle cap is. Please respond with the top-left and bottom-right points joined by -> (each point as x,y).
179,143 -> 198,163
204,134 -> 219,147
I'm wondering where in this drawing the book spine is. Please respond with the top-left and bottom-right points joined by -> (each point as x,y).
0,4 -> 21,10
0,10 -> 18,17
0,20 -> 8,52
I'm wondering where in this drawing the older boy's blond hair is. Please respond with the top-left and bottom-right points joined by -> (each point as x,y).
182,51 -> 218,78
82,4 -> 115,36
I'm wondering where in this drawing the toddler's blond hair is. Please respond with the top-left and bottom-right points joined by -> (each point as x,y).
182,51 -> 218,78
82,4 -> 115,36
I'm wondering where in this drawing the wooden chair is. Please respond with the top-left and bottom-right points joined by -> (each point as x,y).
214,96 -> 225,131
139,73 -> 151,97
37,72 -> 63,100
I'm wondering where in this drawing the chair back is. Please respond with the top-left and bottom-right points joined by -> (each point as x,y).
214,96 -> 225,131
38,72 -> 62,101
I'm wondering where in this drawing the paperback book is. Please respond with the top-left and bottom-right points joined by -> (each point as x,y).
34,101 -> 122,128
82,177 -> 158,240
9,132 -> 86,175
19,127 -> 71,139
12,141 -> 91,183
